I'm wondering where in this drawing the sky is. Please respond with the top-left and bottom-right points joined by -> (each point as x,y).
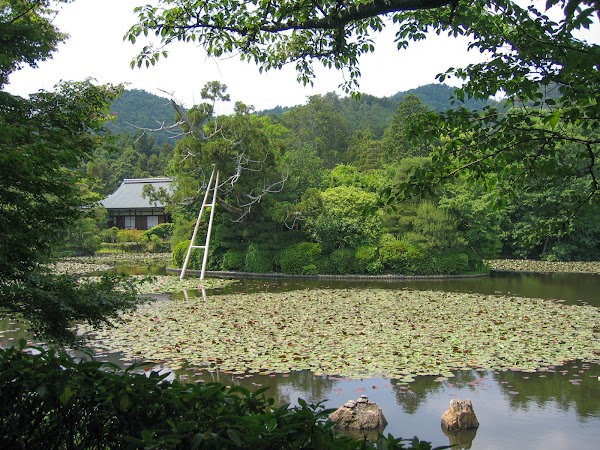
5,1 -> 597,114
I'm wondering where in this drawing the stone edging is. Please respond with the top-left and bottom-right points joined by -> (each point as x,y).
166,267 -> 490,281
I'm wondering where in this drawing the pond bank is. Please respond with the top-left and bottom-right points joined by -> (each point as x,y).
168,267 -> 490,280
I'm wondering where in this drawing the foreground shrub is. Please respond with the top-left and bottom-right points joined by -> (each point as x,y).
0,344 -> 445,449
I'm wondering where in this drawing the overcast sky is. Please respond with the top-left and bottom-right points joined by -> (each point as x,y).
5,0 -> 597,114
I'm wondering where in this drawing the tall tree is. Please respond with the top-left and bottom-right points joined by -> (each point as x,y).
128,1 -> 600,227
281,94 -> 351,168
381,94 -> 435,163
1,0 -> 143,343
168,82 -> 285,223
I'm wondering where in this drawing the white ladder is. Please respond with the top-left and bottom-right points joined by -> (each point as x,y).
180,166 -> 219,280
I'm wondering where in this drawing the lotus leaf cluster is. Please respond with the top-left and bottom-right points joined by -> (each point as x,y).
49,254 -> 172,275
135,276 -> 235,294
486,259 -> 600,274
81,289 -> 600,381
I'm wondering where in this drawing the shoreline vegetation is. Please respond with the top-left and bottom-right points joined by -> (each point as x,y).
49,255 -> 600,279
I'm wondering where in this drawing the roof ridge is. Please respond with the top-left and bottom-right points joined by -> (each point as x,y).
122,177 -> 173,183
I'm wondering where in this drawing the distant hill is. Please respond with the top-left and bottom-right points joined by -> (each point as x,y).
261,83 -> 497,138
106,89 -> 177,147
108,84 -> 498,143
396,84 -> 493,111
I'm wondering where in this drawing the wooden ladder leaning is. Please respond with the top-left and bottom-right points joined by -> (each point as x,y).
180,166 -> 219,280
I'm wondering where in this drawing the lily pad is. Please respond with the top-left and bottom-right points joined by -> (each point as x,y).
78,289 -> 600,382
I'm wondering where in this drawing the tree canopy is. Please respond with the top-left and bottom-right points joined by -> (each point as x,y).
1,0 -> 144,343
128,0 -> 599,236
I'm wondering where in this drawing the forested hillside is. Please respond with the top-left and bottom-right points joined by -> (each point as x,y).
106,89 -> 177,147
114,84 -> 496,142
84,81 -> 599,269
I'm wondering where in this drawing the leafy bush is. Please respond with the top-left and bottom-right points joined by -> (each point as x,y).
101,226 -> 120,243
305,185 -> 382,253
117,229 -> 145,243
379,240 -> 411,272
436,252 -> 470,275
379,233 -> 397,247
380,241 -> 470,275
245,243 -> 274,273
172,240 -> 202,270
328,247 -> 358,274
355,245 -> 383,274
0,344 -> 444,449
278,242 -> 321,274
221,249 -> 246,271
143,223 -> 174,240
146,234 -> 172,253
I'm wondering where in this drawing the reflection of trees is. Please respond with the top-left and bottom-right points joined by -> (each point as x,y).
493,361 -> 600,418
391,375 -> 442,414
391,370 -> 488,414
274,370 -> 340,405
183,369 -> 340,406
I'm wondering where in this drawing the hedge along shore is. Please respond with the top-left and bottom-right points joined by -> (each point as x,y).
486,259 -> 600,274
169,268 -> 489,280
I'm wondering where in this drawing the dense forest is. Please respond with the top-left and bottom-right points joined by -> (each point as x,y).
74,82 -> 600,273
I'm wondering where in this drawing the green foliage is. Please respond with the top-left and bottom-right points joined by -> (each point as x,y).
4,273 -> 144,344
57,204 -> 108,256
144,222 -> 174,240
221,250 -> 246,271
278,242 -> 321,275
306,185 -> 382,253
328,247 -> 358,274
281,94 -> 351,168
381,94 -> 435,163
355,245 -> 383,275
0,45 -> 143,342
1,344 -> 445,449
245,243 -> 274,273
394,2 -> 600,235
143,223 -> 174,253
172,240 -> 202,270
380,241 -> 423,274
438,182 -> 502,260
345,130 -> 384,171
0,0 -> 68,88
116,229 -> 145,243
101,226 -> 120,243
380,239 -> 470,275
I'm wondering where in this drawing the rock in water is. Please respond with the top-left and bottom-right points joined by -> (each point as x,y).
330,395 -> 387,430
441,399 -> 479,430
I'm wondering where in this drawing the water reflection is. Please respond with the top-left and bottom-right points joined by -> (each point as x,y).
2,269 -> 599,449
197,271 -> 600,307
152,359 -> 599,450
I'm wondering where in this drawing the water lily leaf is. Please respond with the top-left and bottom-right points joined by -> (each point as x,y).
78,288 -> 600,383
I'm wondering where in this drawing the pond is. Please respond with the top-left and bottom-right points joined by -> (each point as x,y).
2,268 -> 599,449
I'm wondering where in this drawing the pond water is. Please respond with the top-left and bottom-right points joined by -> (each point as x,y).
2,269 -> 599,449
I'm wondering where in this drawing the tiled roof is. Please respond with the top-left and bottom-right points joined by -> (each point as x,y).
101,178 -> 173,209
